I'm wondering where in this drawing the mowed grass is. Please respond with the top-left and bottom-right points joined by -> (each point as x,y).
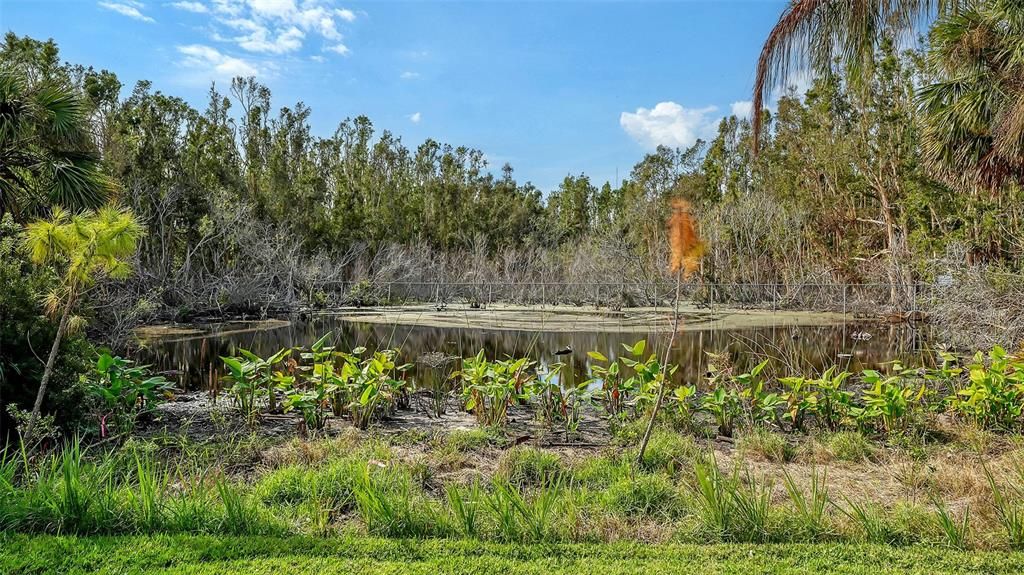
2,534 -> 1024,575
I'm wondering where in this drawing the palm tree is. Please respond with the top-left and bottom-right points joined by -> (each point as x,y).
0,66 -> 113,219
753,0 -> 1024,188
918,0 -> 1024,188
21,205 -> 143,443
751,1 -> 955,150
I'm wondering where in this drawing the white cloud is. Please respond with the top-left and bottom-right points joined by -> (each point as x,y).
310,54 -> 325,63
325,43 -> 350,55
236,24 -> 304,54
189,1 -> 359,55
730,100 -> 753,119
178,44 -> 258,79
98,1 -> 155,22
248,0 -> 294,18
400,71 -> 420,80
409,112 -> 421,124
211,0 -> 242,16
620,102 -> 718,149
169,1 -> 208,13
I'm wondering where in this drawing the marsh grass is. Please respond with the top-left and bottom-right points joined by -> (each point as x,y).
497,446 -> 563,488
985,464 -> 1024,549
782,467 -> 832,541
484,478 -> 565,542
738,428 -> 795,463
827,431 -> 876,462
1,434 -> 1021,550
605,474 -> 681,519
932,497 -> 970,550
636,429 -> 701,474
691,461 -> 733,541
837,497 -> 892,543
352,467 -> 449,538
446,481 -> 483,538
729,469 -> 773,542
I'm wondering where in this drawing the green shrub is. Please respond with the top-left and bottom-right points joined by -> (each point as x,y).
0,214 -> 93,436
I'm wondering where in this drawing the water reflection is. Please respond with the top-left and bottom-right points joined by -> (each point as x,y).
137,314 -> 929,392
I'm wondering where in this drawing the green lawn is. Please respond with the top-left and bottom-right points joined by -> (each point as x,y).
2,534 -> 1023,574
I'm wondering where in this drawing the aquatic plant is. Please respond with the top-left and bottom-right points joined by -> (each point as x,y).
84,353 -> 172,437
455,351 -> 534,428
948,347 -> 1024,431
341,349 -> 411,430
221,347 -> 291,424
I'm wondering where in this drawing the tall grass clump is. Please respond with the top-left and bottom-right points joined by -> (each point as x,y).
637,430 -> 700,474
691,461 -> 733,541
216,478 -> 282,535
985,465 -> 1024,549
728,469 -> 773,542
931,497 -> 970,550
738,428 -> 794,463
128,455 -> 166,532
497,446 -> 563,488
163,480 -> 219,533
353,467 -> 446,538
255,458 -> 360,511
24,439 -> 123,534
484,478 -> 564,542
446,481 -> 483,538
782,468 -> 831,541
834,498 -> 928,545
605,473 -> 681,519
827,431 -> 876,462
691,461 -> 774,542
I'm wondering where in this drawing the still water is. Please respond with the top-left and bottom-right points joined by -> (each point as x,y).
136,312 -> 929,392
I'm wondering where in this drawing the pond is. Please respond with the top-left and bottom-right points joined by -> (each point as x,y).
136,306 -> 930,392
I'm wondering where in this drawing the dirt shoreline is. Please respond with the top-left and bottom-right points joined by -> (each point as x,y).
137,304 -> 854,342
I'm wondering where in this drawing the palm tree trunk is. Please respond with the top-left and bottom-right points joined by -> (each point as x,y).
23,292 -> 75,445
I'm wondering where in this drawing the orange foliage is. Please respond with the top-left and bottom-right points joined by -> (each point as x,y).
667,199 -> 704,277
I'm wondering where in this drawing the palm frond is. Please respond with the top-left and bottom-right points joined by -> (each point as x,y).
753,0 -> 954,152
33,82 -> 86,142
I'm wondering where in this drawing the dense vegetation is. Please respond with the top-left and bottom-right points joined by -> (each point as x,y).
2,20 -> 1023,328
4,1 -> 1024,569
210,338 -> 1024,439
4,338 -> 1024,553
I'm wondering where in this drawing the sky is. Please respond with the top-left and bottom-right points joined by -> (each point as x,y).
1,0 -> 788,192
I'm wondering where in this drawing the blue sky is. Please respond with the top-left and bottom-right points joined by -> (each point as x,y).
2,0 -> 787,192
